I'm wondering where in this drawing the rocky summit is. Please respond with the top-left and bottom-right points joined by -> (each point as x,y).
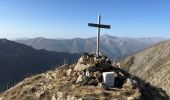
0,53 -> 169,100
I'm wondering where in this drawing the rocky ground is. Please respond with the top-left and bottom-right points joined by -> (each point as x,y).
0,53 -> 169,100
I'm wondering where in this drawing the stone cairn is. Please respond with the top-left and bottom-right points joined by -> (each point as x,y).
73,53 -> 137,89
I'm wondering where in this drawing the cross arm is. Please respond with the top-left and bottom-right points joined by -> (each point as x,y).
88,23 -> 111,29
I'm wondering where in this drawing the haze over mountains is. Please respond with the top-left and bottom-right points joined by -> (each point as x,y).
16,34 -> 164,59
0,39 -> 80,92
121,40 -> 170,95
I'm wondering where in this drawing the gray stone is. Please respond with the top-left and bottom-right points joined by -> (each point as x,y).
123,78 -> 136,89
66,69 -> 72,76
102,72 -> 117,87
76,75 -> 84,83
127,96 -> 134,100
74,63 -> 92,71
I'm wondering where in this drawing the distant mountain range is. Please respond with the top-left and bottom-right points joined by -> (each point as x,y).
121,40 -> 170,95
0,39 -> 80,92
16,34 -> 164,59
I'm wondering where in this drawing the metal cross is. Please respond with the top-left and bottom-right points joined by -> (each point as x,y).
88,15 -> 111,57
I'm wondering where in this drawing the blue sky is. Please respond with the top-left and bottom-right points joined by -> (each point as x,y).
0,0 -> 170,39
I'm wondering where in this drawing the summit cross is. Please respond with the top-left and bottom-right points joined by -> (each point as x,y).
88,15 -> 111,57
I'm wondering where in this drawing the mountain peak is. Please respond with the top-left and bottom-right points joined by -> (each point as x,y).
101,34 -> 112,38
1,53 -> 168,100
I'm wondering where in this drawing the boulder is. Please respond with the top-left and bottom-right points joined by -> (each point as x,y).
76,75 -> 84,83
86,66 -> 98,72
123,78 -> 137,89
74,63 -> 92,71
66,69 -> 72,76
96,63 -> 112,71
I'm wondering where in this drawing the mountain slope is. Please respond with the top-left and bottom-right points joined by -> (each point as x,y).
16,34 -> 164,59
0,39 -> 80,92
121,40 -> 170,95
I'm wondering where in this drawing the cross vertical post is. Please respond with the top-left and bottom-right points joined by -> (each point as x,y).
97,15 -> 101,57
88,15 -> 111,58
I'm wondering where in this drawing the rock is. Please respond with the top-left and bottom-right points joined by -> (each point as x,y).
88,79 -> 98,86
123,78 -> 136,89
35,91 -> 41,98
66,69 -> 72,76
40,91 -> 49,100
0,97 -> 4,100
102,72 -> 117,87
45,73 -> 52,80
98,83 -> 107,89
94,71 -> 102,82
96,63 -> 112,71
66,95 -> 71,100
76,75 -> 84,83
114,75 -> 126,88
51,94 -> 57,100
47,84 -> 53,90
51,73 -> 57,80
85,71 -> 93,77
86,66 -> 97,72
78,57 -> 84,63
71,96 -> 76,100
57,92 -> 65,98
30,85 -> 36,93
74,63 -> 92,71
35,91 -> 48,100
127,96 -> 134,100
82,52 -> 89,59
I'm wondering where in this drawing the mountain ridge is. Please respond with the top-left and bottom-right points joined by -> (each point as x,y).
15,34 -> 165,59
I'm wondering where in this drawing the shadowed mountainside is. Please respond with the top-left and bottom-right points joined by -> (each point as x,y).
0,39 -> 80,92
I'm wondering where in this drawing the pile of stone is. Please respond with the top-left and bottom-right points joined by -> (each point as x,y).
72,53 -> 137,90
